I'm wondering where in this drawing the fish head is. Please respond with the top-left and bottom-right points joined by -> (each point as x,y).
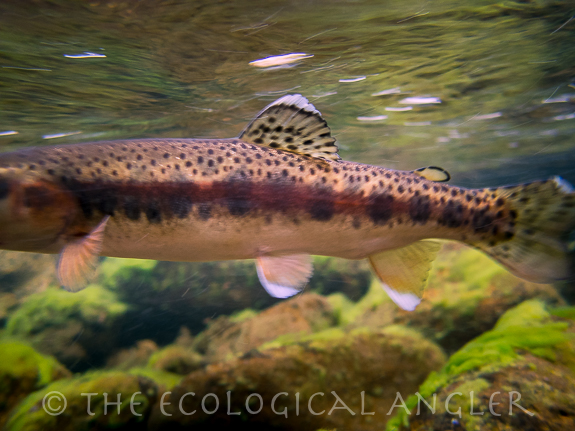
0,168 -> 77,252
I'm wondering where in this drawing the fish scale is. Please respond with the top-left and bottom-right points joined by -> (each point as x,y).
0,94 -> 573,310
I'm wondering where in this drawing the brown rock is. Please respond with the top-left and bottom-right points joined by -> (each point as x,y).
148,326 -> 446,431
193,293 -> 337,362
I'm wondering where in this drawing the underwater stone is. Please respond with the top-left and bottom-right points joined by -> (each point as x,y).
388,300 -> 575,431
148,326 -> 445,431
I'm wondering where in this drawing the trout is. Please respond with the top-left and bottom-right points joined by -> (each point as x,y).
0,95 -> 573,310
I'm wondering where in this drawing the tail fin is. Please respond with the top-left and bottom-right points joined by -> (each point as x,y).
476,176 -> 575,284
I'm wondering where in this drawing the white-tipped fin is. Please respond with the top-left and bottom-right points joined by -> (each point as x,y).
553,176 -> 574,193
412,166 -> 450,182
369,240 -> 441,311
380,283 -> 421,311
57,216 -> 109,292
256,254 -> 313,298
239,94 -> 340,161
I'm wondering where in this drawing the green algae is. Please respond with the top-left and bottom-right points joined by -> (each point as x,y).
146,345 -> 203,375
5,371 -> 156,431
327,279 -> 391,327
127,368 -> 181,391
427,245 -> 509,316
228,308 -> 258,323
5,285 -> 128,336
0,341 -> 68,390
551,306 -> 575,320
386,299 -> 575,431
98,258 -> 157,284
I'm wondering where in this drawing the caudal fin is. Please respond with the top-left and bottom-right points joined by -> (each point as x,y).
476,177 -> 575,284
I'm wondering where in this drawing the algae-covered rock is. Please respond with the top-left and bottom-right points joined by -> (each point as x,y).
388,300 -> 575,431
147,345 -> 204,375
148,325 -> 445,431
106,340 -> 159,371
5,286 -> 129,371
4,371 -> 159,431
192,293 -> 337,362
99,256 -> 370,345
0,341 -> 70,429
0,251 -> 57,298
350,244 -> 564,354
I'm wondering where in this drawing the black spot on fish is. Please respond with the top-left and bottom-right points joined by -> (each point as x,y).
198,156 -> 204,164
368,193 -> 394,225
186,161 -> 192,168
410,194 -> 431,224
473,209 -> 494,233
308,196 -> 334,221
123,196 -> 141,220
198,203 -> 211,220
170,195 -> 192,218
146,202 -> 162,223
208,149 -> 214,155
441,200 -> 464,228
224,178 -> 252,217
208,160 -> 214,167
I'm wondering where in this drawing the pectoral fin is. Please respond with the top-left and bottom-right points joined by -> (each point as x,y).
57,216 -> 109,292
369,240 -> 441,311
256,254 -> 313,298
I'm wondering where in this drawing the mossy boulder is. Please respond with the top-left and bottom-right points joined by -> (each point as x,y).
347,244 -> 564,354
0,341 -> 70,429
99,256 -> 370,346
4,371 -> 161,431
192,293 -> 337,362
5,285 -> 129,371
0,251 -> 57,298
148,325 -> 445,431
147,345 -> 204,375
106,340 -> 159,370
387,300 -> 575,431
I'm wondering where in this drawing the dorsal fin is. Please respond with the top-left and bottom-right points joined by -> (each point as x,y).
412,166 -> 450,182
239,94 -> 341,161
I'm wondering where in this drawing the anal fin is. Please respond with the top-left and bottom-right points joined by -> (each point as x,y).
57,216 -> 109,292
369,240 -> 441,311
256,254 -> 313,298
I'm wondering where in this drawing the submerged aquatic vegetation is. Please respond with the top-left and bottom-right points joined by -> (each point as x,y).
387,300 -> 575,430
4,286 -> 128,370
0,341 -> 69,429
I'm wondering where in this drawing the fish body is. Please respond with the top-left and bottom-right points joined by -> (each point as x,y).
0,95 -> 573,309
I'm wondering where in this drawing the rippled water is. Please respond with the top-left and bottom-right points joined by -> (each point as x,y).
1,2 -> 575,430
1,0 -> 574,188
